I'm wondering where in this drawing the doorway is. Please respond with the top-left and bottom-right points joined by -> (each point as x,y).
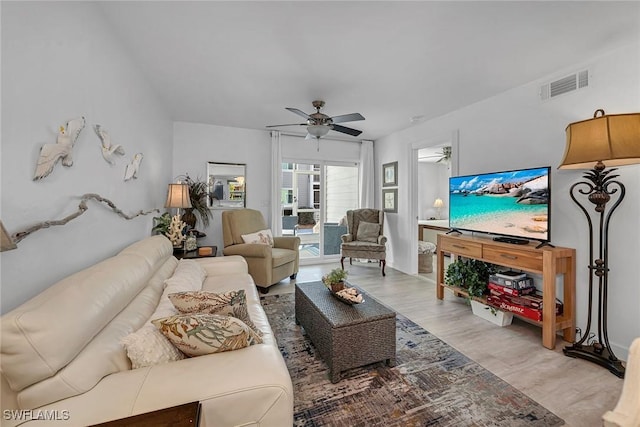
407,130 -> 459,275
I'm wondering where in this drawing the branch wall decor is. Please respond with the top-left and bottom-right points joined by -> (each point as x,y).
33,117 -> 86,180
9,193 -> 159,245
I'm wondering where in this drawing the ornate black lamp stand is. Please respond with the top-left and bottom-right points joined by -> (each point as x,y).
562,161 -> 625,378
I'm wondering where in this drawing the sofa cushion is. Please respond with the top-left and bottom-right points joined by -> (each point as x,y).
165,259 -> 207,289
169,290 -> 262,336
153,314 -> 263,356
356,221 -> 380,243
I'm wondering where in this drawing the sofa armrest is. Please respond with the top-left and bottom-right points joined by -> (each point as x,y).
223,243 -> 272,258
196,256 -> 248,276
273,236 -> 300,251
341,233 -> 353,243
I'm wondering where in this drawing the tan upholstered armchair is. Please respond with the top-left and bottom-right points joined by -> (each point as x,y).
222,209 -> 300,293
340,208 -> 387,276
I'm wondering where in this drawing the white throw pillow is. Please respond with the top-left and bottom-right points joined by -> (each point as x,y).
241,229 -> 274,246
120,325 -> 185,369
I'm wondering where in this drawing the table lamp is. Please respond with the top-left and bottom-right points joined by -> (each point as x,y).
433,198 -> 444,220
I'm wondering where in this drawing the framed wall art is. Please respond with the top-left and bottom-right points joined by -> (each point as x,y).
382,161 -> 398,187
382,188 -> 398,213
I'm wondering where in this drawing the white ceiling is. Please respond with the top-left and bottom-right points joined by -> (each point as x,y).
99,1 -> 640,141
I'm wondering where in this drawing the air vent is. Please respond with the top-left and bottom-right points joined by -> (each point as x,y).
540,69 -> 589,100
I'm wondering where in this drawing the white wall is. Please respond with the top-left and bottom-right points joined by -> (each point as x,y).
375,42 -> 640,358
0,2 -> 173,313
172,122 -> 272,251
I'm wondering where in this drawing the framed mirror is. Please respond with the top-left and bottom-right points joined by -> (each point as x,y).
207,162 -> 246,209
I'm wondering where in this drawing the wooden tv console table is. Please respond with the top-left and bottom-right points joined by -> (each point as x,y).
436,234 -> 576,349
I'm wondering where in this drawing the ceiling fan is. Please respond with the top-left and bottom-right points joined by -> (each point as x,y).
418,146 -> 452,164
267,100 -> 365,140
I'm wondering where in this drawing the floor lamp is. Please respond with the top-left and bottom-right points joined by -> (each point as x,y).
559,109 -> 640,378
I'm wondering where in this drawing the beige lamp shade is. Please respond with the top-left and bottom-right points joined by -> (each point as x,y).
165,183 -> 192,209
559,110 -> 640,169
433,198 -> 444,208
1,221 -> 17,251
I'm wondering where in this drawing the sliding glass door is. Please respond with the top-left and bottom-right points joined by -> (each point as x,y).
281,161 -> 358,262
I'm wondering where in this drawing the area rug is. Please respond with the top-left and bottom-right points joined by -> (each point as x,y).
261,293 -> 564,427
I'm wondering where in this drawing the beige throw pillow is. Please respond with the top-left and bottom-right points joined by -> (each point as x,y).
357,222 -> 380,243
241,229 -> 274,246
152,314 -> 263,357
169,290 -> 263,336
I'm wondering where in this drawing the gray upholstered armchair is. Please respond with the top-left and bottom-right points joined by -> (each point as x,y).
222,209 -> 300,293
340,209 -> 387,276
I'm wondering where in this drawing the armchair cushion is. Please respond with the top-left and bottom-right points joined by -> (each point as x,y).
356,222 -> 380,243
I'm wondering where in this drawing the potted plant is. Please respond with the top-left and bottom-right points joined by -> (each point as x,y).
445,258 -> 496,299
322,268 -> 348,293
178,174 -> 213,230
152,212 -> 173,235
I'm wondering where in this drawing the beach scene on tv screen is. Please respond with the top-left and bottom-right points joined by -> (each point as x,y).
449,167 -> 549,240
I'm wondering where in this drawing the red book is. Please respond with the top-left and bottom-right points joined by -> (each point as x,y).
487,295 -> 543,321
489,290 -> 564,315
488,282 -> 536,297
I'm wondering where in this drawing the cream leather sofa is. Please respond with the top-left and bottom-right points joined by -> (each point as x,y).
1,236 -> 293,426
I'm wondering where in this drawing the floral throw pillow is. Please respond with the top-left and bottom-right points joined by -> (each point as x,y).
168,290 -> 263,337
241,229 -> 274,246
152,313 -> 263,357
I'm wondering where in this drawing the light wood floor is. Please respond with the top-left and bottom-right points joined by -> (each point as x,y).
267,259 -> 624,427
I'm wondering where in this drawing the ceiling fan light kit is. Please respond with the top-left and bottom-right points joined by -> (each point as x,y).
267,100 -> 365,143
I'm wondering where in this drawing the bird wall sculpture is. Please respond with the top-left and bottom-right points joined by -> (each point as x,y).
94,124 -> 125,165
124,153 -> 143,181
33,117 -> 86,180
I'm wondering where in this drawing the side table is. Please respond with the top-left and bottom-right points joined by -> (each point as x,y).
90,402 -> 200,426
174,246 -> 217,260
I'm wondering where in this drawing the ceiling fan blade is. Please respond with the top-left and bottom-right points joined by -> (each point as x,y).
285,108 -> 311,119
330,113 -> 365,124
332,124 -> 362,137
266,123 -> 306,128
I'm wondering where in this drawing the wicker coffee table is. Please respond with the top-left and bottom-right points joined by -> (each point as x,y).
295,281 -> 396,383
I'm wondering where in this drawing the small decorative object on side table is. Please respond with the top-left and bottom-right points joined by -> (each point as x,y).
174,246 -> 217,260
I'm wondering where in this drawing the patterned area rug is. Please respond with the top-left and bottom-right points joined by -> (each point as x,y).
261,292 -> 564,427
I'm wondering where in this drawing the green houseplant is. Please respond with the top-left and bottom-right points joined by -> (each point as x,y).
445,258 -> 497,300
179,174 -> 214,230
322,268 -> 348,292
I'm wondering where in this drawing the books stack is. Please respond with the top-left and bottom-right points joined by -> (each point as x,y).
487,270 -> 563,322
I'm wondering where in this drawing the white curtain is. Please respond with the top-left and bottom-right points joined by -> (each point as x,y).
359,140 -> 374,208
270,131 -> 282,235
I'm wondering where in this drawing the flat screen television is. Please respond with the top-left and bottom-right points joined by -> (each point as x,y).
448,166 -> 551,244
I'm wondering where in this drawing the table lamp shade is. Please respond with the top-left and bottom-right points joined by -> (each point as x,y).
165,184 -> 192,209
433,198 -> 444,208
559,111 -> 640,169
